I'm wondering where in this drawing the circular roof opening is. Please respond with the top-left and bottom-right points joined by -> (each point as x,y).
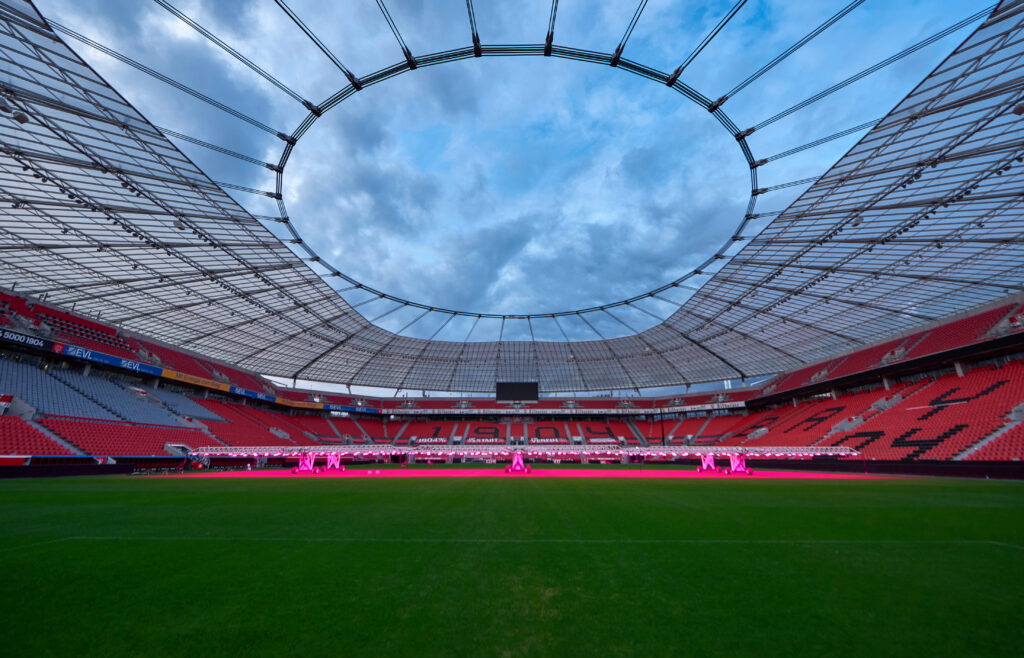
282,56 -> 749,317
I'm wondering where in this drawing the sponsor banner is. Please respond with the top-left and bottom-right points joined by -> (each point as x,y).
59,343 -> 164,376
229,386 -> 275,403
276,398 -> 322,410
0,328 -> 54,351
161,369 -> 231,392
325,403 -> 380,415
395,407 -> 661,416
660,401 -> 746,413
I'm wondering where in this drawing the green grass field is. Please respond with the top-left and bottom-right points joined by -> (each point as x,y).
2,474 -> 1022,657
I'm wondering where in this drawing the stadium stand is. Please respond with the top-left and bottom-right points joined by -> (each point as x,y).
232,405 -> 319,446
0,414 -> 75,455
192,399 -> 296,447
578,422 -> 623,445
463,422 -> 508,444
46,369 -> 183,426
137,340 -> 213,379
400,421 -> 459,441
0,358 -> 120,420
633,420 -> 667,443
35,311 -> 138,360
148,388 -> 224,421
526,422 -> 571,444
330,417 -> 369,442
38,417 -> 207,456
903,305 -> 1015,360
204,361 -> 270,393
826,340 -> 902,380
691,414 -> 747,446
967,422 -> 1024,461
287,414 -> 341,441
742,388 -> 888,447
824,363 -> 1024,460
667,416 -> 710,444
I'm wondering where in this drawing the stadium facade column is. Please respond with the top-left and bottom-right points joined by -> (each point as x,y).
955,361 -> 966,377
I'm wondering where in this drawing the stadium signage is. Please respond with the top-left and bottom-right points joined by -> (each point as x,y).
57,343 -> 166,376
161,369 -> 231,391
325,403 -> 380,414
0,328 -> 52,351
229,385 -> 275,403
660,401 -> 747,413
392,404 -> 745,415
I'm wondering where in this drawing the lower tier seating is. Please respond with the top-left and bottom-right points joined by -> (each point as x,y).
39,416 -> 207,456
526,422 -> 572,444
967,423 -> 1024,461
462,422 -> 508,444
0,415 -> 75,455
192,399 -> 296,447
824,362 -> 1024,460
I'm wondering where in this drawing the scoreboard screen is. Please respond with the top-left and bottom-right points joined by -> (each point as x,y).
496,382 -> 539,402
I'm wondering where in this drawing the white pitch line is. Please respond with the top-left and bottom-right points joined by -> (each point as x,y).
0,537 -> 76,553
22,536 -> 1022,551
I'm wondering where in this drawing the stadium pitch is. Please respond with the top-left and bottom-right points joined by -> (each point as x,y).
1,474 -> 1021,657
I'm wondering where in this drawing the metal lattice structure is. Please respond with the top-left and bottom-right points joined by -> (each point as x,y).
1,0 -> 1023,392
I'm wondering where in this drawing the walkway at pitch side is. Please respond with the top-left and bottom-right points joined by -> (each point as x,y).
164,468 -> 889,480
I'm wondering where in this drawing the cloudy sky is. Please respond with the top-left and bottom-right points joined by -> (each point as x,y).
33,0 -> 987,340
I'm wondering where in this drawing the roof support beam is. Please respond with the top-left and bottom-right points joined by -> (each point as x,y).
713,0 -> 865,109
743,6 -> 993,134
667,0 -> 745,86
273,0 -> 362,90
153,0 -> 318,112
49,21 -> 287,138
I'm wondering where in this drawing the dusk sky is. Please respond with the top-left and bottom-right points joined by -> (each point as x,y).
33,0 -> 987,341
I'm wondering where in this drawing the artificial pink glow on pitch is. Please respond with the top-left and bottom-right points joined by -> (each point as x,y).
161,469 -> 889,480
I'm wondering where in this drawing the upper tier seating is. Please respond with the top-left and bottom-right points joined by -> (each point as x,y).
205,361 -> 269,392
0,414 -> 75,455
904,305 -> 1014,360
39,416 -> 206,456
137,341 -> 213,379
0,358 -> 120,420
823,363 -> 1024,460
27,306 -> 138,360
46,369 -> 183,426
826,340 -> 902,380
149,388 -> 225,421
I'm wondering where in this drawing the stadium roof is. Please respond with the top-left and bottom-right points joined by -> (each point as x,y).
1,0 -> 1023,392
